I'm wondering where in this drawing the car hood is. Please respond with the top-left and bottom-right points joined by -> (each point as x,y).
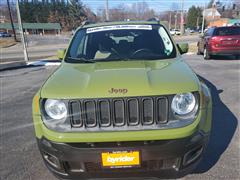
41,59 -> 200,99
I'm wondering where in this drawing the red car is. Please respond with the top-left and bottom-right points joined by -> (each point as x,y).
197,26 -> 240,60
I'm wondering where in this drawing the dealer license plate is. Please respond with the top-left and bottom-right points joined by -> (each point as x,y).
101,151 -> 140,168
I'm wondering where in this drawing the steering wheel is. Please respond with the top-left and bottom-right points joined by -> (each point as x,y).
131,48 -> 152,58
110,48 -> 122,58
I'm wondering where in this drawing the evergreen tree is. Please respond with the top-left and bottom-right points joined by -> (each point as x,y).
186,6 -> 203,29
68,0 -> 86,29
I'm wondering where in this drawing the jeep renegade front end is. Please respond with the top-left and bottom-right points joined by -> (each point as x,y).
32,21 -> 212,179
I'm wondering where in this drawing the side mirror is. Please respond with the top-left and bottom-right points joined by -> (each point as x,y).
57,49 -> 66,60
177,43 -> 189,54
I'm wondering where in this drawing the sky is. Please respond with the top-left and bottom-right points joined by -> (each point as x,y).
81,0 -> 207,13
81,0 -> 236,13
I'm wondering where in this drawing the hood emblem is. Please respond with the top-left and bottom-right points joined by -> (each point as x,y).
108,88 -> 128,94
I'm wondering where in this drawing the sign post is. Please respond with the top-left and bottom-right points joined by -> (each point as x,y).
16,0 -> 29,62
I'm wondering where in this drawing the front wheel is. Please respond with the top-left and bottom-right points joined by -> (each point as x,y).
235,55 -> 239,60
203,48 -> 211,60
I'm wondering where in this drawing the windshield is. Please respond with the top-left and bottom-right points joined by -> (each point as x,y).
214,27 -> 240,36
66,24 -> 176,63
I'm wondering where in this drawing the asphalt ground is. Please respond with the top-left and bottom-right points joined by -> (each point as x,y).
1,35 -> 70,62
0,54 -> 239,180
1,34 -> 198,63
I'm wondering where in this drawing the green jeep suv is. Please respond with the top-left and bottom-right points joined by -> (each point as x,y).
32,21 -> 212,179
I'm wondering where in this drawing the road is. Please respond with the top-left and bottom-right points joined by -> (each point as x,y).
0,54 -> 239,180
1,34 -> 198,63
1,44 -> 67,63
1,35 -> 70,62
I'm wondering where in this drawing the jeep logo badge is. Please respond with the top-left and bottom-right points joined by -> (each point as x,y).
108,88 -> 128,94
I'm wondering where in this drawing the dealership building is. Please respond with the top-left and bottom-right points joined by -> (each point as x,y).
0,23 -> 61,35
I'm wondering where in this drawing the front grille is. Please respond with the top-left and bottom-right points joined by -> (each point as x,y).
68,96 -> 168,131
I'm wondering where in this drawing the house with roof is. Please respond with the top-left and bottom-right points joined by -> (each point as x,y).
203,8 -> 221,22
208,18 -> 240,27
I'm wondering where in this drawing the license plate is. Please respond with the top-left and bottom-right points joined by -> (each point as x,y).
222,40 -> 235,45
101,151 -> 140,168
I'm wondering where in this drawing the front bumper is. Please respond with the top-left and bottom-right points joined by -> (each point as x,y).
37,131 -> 209,179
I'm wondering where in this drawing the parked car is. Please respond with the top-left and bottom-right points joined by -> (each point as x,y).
32,21 -> 212,179
0,32 -> 12,38
197,26 -> 240,59
170,29 -> 181,36
190,29 -> 195,33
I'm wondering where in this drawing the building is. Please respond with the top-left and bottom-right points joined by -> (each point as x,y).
203,8 -> 221,22
208,18 -> 240,27
0,16 -> 8,23
0,23 -> 61,35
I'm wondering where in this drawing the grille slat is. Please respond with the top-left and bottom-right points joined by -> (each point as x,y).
69,101 -> 83,127
84,101 -> 97,127
69,96 -> 168,130
99,100 -> 111,127
113,99 -> 125,126
128,98 -> 139,125
156,98 -> 168,123
142,98 -> 154,125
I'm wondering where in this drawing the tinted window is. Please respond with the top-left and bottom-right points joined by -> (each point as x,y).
66,24 -> 176,63
204,28 -> 214,36
214,27 -> 240,36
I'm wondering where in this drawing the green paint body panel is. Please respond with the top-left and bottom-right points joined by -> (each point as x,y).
40,59 -> 200,99
32,21 -> 212,143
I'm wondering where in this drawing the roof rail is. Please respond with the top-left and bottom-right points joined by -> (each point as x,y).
81,20 -> 95,26
147,17 -> 160,23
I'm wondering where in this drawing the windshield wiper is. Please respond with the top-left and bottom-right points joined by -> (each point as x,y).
66,57 -> 95,63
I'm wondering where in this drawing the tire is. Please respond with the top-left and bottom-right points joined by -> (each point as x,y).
235,55 -> 240,60
203,47 -> 211,60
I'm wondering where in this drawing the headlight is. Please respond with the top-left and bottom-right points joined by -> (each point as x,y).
171,93 -> 197,116
44,99 -> 67,120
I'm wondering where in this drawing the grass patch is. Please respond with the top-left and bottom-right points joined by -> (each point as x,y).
45,55 -> 58,60
0,38 -> 17,48
188,42 -> 198,53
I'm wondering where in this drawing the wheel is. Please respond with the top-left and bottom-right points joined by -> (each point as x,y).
203,47 -> 210,60
235,55 -> 240,60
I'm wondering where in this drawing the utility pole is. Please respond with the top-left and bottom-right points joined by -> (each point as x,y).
7,0 -> 17,41
196,17 -> 199,29
201,2 -> 206,35
180,0 -> 185,35
105,0 -> 109,21
169,11 -> 172,30
16,0 -> 29,62
174,12 -> 177,30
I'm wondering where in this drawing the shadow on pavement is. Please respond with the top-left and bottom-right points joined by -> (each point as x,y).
0,60 -> 60,72
211,55 -> 240,60
194,76 -> 238,173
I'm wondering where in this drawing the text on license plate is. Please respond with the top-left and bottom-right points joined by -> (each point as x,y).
101,151 -> 140,167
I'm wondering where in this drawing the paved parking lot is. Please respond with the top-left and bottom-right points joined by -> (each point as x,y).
0,54 -> 239,180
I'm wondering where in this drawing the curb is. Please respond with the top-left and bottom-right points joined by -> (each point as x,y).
27,61 -> 61,66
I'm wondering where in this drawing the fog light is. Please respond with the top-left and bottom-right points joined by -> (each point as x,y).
43,152 -> 61,169
183,146 -> 203,166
